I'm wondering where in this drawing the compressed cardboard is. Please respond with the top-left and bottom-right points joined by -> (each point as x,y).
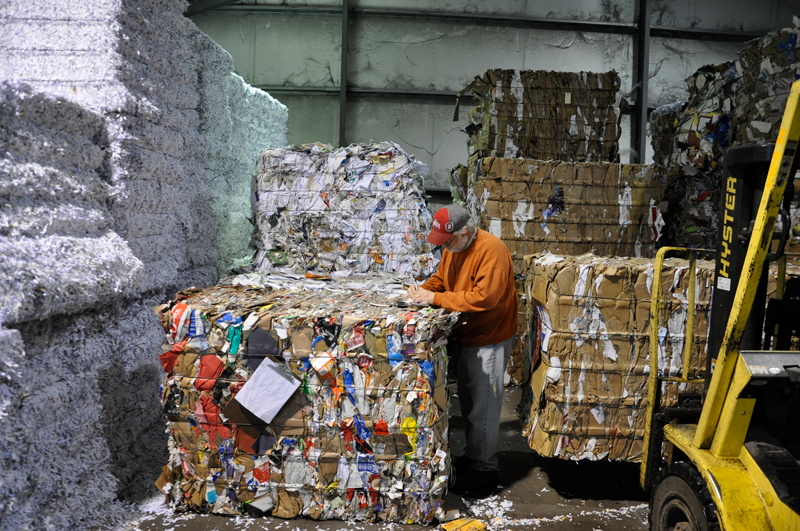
463,157 -> 664,386
456,69 -> 624,164
467,158 -> 665,273
522,253 -> 713,462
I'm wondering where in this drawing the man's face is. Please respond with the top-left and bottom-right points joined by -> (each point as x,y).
444,228 -> 471,253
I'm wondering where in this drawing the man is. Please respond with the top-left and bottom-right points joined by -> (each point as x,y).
406,205 -> 518,496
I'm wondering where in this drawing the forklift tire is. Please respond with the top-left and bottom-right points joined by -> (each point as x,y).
649,462 -> 720,531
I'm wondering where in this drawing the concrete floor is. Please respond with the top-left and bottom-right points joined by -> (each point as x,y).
122,387 -> 649,531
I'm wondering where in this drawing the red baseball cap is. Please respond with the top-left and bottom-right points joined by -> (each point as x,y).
426,205 -> 470,245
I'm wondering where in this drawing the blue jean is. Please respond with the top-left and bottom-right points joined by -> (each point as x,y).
457,337 -> 513,471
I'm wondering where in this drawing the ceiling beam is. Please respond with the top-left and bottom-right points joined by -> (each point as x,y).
198,4 -> 766,42
650,25 -> 761,42
185,0 -> 240,16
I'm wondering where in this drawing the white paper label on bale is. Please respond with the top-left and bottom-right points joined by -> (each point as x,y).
590,405 -> 605,424
717,277 -> 731,292
489,218 -> 502,238
234,358 -> 300,424
546,356 -> 561,383
512,201 -> 535,238
537,307 -> 553,352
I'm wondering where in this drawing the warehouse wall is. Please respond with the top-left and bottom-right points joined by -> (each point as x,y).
0,0 -> 286,529
192,0 -> 793,188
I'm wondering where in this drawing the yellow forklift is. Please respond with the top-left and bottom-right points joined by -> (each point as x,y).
641,80 -> 800,530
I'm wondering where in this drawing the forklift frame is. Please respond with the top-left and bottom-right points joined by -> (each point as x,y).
641,80 -> 800,530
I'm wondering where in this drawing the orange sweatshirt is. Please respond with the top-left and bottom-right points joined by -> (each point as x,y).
422,229 -> 518,347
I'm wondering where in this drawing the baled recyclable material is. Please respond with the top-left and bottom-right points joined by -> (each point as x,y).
649,102 -> 686,168
466,158 -> 665,275
0,0 -> 286,527
455,69 -> 624,164
154,274 -> 459,523
522,253 -> 713,462
734,21 -> 800,143
253,142 -> 437,279
657,63 -> 733,249
464,158 -> 664,386
655,17 -> 800,249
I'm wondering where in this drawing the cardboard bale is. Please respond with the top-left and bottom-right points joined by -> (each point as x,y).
466,158 -> 665,265
522,253 -> 713,462
155,274 -> 458,523
456,69 -> 624,164
463,158 -> 665,386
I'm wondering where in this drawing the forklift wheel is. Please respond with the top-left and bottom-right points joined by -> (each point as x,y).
649,462 -> 720,531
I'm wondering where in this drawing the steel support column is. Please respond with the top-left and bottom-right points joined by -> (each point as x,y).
633,0 -> 651,164
339,0 -> 349,147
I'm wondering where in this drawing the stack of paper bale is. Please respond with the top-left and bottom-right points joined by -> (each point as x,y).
655,17 -> 800,250
154,275 -> 457,523
522,253 -> 713,462
191,31 -> 288,275
253,142 -> 437,278
0,0 -> 287,527
456,69 -> 624,165
734,20 -> 800,143
0,83 -> 148,529
658,63 -> 735,249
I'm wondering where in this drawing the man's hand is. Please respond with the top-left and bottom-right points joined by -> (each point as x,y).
405,285 -> 436,305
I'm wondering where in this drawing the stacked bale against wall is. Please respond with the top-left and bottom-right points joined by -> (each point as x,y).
457,69 -> 624,165
191,28 -> 287,275
522,253 -> 713,461
656,63 -> 734,249
455,69 -> 639,386
0,0 -> 287,528
655,17 -> 800,250
0,84 -> 151,530
734,23 -> 800,144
